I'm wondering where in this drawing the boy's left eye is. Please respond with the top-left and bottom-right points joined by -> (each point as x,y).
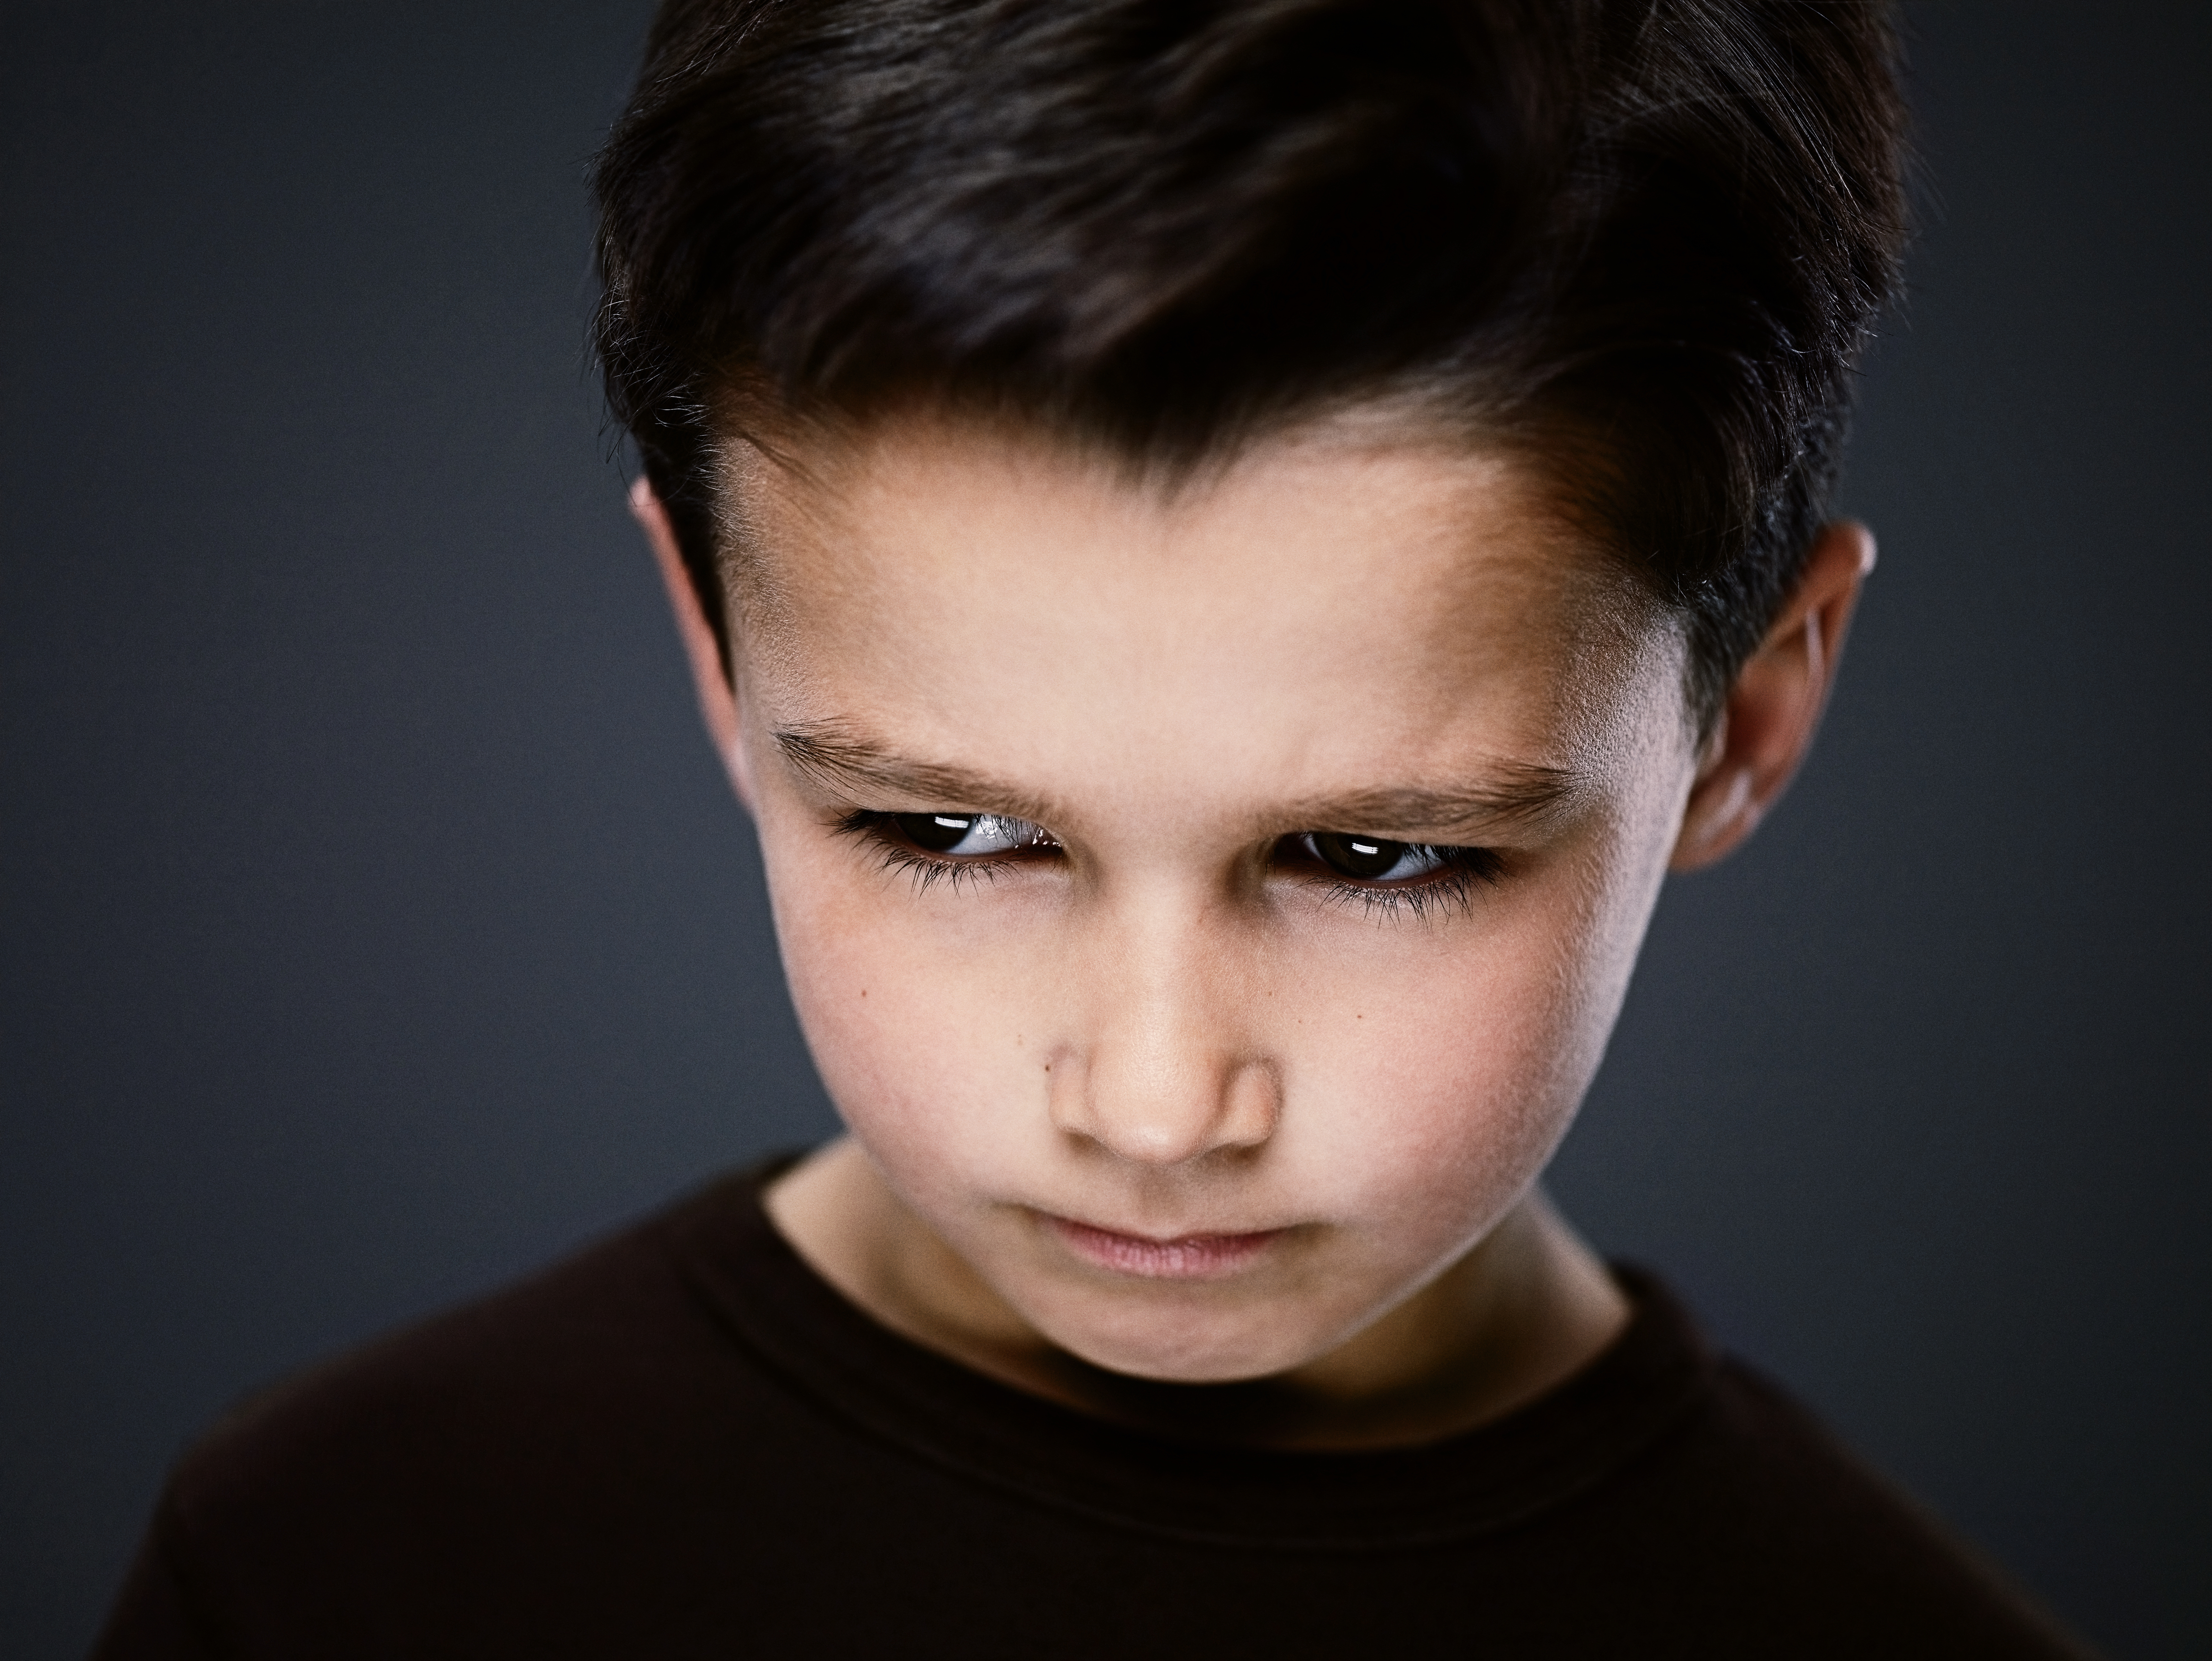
1302,833 -> 1455,883
890,812 -> 1057,857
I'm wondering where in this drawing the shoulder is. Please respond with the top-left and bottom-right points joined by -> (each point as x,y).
181,1184 -> 736,1508
98,1170 -> 811,1657
1581,1338 -> 2097,1660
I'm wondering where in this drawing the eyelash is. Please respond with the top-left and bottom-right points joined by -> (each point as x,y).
831,810 -> 1034,895
1306,846 -> 1505,922
834,810 -> 1505,919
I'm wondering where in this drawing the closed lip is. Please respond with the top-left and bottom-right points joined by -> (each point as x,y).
1042,1213 -> 1287,1280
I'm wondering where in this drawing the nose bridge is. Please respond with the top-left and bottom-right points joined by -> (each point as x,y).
1050,878 -> 1279,1168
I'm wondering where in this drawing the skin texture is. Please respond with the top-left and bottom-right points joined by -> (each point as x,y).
637,411 -> 1871,1450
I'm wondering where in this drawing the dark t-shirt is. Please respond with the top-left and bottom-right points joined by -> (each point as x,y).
95,1162 -> 2091,1659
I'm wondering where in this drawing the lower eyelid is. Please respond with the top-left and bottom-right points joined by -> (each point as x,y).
1317,849 -> 1503,893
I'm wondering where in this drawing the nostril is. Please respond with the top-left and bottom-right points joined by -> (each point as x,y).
1220,1059 -> 1282,1148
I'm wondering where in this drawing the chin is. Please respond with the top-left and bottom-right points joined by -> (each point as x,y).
1029,1290 -> 1337,1384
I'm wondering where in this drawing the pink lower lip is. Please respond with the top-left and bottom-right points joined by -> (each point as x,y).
1045,1215 -> 1284,1280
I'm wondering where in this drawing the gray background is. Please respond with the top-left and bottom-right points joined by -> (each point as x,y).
3,3 -> 2205,1655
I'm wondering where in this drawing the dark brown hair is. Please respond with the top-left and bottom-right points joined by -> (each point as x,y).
594,0 -> 1910,725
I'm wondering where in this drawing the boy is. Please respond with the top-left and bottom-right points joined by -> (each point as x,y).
96,0 -> 2093,1654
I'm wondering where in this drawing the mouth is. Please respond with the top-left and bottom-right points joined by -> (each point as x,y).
1042,1214 -> 1287,1281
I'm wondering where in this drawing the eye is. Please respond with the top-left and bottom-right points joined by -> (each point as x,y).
890,812 -> 1057,857
1304,832 -> 1456,883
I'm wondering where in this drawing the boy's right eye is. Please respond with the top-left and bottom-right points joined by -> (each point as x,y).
888,812 -> 1057,857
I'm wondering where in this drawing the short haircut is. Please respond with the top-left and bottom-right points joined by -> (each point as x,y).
594,0 -> 1910,727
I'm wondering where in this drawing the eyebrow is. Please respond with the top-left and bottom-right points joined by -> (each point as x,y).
773,723 -> 1584,841
775,725 -> 1062,825
1267,773 -> 1585,839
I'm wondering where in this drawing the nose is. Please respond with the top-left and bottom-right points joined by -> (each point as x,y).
1046,895 -> 1280,1167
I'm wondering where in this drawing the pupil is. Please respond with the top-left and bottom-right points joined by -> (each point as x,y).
898,813 -> 973,852
1314,832 -> 1405,880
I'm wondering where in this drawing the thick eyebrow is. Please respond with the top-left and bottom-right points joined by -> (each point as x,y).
775,723 -> 1583,840
774,725 -> 1062,825
1268,770 -> 1585,840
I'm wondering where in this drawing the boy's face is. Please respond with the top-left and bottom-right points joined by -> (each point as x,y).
712,413 -> 1702,1384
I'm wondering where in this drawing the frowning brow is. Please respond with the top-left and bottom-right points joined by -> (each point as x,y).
774,723 -> 1584,839
775,725 -> 1061,823
1267,772 -> 1585,838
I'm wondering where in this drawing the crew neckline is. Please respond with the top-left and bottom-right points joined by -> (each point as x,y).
657,1158 -> 1717,1553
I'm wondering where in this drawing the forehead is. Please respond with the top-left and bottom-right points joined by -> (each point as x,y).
719,413 -> 1684,810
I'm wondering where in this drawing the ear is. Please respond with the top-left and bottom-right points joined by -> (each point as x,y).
1671,521 -> 1875,872
629,476 -> 757,812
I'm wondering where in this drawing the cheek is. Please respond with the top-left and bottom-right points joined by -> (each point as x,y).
760,827 -> 1051,1179
1286,841 -> 1661,1239
1283,961 -> 1560,1228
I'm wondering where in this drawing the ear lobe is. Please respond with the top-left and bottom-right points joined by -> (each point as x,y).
630,476 -> 756,812
1670,520 -> 1875,872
